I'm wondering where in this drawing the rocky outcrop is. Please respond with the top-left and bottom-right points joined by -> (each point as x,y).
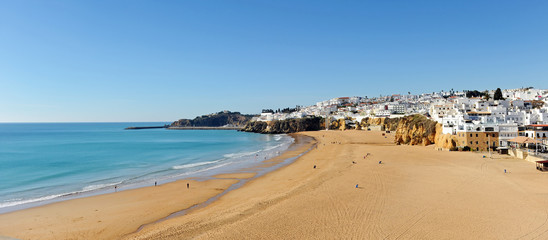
393,115 -> 439,146
171,111 -> 255,128
240,117 -> 323,134
359,117 -> 401,131
329,119 -> 347,130
435,132 -> 459,150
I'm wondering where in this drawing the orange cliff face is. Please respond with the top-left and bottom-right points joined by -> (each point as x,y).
392,115 -> 458,149
394,115 -> 438,146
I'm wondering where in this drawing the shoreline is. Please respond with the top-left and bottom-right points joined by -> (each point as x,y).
0,132 -> 295,215
3,130 -> 548,239
126,130 -> 548,239
133,134 -> 316,234
0,133 -> 315,239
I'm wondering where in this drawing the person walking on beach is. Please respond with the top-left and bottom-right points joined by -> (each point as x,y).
187,183 -> 189,189
355,184 -> 359,188
114,185 -> 117,192
155,181 -> 157,186
379,161 -> 382,164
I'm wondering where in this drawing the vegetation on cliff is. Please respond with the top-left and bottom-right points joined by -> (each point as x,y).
240,117 -> 323,134
171,111 -> 256,127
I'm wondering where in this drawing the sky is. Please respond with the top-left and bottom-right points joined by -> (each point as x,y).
1,0 -> 547,122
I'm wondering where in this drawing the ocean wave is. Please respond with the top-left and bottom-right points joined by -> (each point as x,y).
82,182 -> 122,192
174,162 -> 233,177
223,151 -> 259,159
0,193 -> 67,209
172,160 -> 221,170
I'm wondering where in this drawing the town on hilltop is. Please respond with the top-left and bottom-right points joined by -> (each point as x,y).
255,87 -> 548,154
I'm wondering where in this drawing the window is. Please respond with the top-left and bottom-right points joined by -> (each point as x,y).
486,134 -> 488,137
476,134 -> 478,137
476,141 -> 478,144
470,141 -> 473,145
493,134 -> 495,137
470,133 -> 473,137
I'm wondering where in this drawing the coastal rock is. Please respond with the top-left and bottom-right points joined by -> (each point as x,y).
171,111 -> 255,128
359,117 -> 400,131
393,115 -> 438,146
241,117 -> 323,134
435,131 -> 459,150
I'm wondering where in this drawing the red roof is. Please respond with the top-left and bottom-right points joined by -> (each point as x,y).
528,124 -> 548,127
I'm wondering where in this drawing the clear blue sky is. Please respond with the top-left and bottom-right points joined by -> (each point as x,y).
1,1 -> 547,122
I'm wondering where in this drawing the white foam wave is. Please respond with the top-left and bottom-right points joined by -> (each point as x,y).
0,181 -> 125,209
0,194 -> 66,208
172,160 -> 221,170
175,162 -> 233,177
223,151 -> 259,159
82,182 -> 121,192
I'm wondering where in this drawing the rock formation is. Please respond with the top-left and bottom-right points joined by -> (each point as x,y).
393,115 -> 438,146
359,117 -> 401,131
171,111 -> 255,127
240,117 -> 323,134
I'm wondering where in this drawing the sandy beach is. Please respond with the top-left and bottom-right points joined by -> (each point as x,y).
3,130 -> 548,239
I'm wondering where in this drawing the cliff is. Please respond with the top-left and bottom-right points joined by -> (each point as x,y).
240,117 -> 323,134
171,111 -> 255,128
389,115 -> 457,150
359,117 -> 400,131
393,115 -> 439,146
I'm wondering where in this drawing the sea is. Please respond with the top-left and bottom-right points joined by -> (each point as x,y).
0,122 -> 294,213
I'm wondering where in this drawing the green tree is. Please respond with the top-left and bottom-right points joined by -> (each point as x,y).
483,90 -> 490,100
494,88 -> 505,100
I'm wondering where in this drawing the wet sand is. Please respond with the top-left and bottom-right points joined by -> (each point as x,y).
4,130 -> 548,239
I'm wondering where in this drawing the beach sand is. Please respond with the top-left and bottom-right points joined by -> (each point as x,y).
3,130 -> 548,239
0,133 -> 314,240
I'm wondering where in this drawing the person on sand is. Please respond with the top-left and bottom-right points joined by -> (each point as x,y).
352,161 -> 356,164
114,185 -> 117,192
187,183 -> 189,189
313,165 -> 316,169
379,161 -> 382,164
155,181 -> 157,186
355,184 -> 359,188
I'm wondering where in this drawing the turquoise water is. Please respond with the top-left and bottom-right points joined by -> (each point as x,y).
0,123 -> 292,212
